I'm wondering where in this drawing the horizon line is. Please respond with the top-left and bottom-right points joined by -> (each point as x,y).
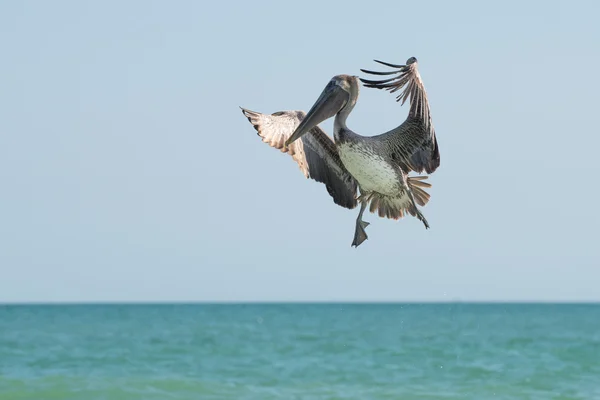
2,300 -> 600,306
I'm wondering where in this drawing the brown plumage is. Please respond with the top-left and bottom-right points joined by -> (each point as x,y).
360,57 -> 440,175
241,56 -> 440,247
241,108 -> 358,210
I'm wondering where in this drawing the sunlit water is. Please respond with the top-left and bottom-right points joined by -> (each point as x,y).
1,304 -> 599,399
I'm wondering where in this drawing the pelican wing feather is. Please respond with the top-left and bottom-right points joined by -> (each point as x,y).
360,58 -> 440,174
241,108 -> 358,209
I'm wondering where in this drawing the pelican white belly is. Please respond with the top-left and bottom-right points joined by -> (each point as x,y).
338,143 -> 401,195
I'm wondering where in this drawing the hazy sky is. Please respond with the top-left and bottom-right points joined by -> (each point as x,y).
1,0 -> 599,303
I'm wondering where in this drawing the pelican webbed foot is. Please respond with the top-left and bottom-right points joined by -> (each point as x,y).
415,209 -> 430,229
351,219 -> 370,247
351,200 -> 370,247
406,187 -> 430,229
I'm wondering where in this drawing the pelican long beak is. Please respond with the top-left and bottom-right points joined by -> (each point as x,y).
285,82 -> 348,147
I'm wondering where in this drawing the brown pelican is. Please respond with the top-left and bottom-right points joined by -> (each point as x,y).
241,57 -> 439,247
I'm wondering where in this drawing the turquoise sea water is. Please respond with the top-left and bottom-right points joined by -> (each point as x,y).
1,304 -> 599,399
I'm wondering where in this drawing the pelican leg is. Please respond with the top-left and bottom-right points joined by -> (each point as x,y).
351,201 -> 370,247
407,188 -> 430,229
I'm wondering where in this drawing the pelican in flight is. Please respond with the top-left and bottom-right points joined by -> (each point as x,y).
241,57 -> 440,247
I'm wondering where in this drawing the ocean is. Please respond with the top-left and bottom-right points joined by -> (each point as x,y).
0,304 -> 599,399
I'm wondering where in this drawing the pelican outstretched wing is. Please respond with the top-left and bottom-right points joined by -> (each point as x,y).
241,108 -> 358,209
360,58 -> 440,175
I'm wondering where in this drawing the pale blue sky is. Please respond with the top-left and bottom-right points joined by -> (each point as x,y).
1,0 -> 599,303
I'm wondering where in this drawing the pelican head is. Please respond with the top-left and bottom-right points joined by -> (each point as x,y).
285,74 -> 359,147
